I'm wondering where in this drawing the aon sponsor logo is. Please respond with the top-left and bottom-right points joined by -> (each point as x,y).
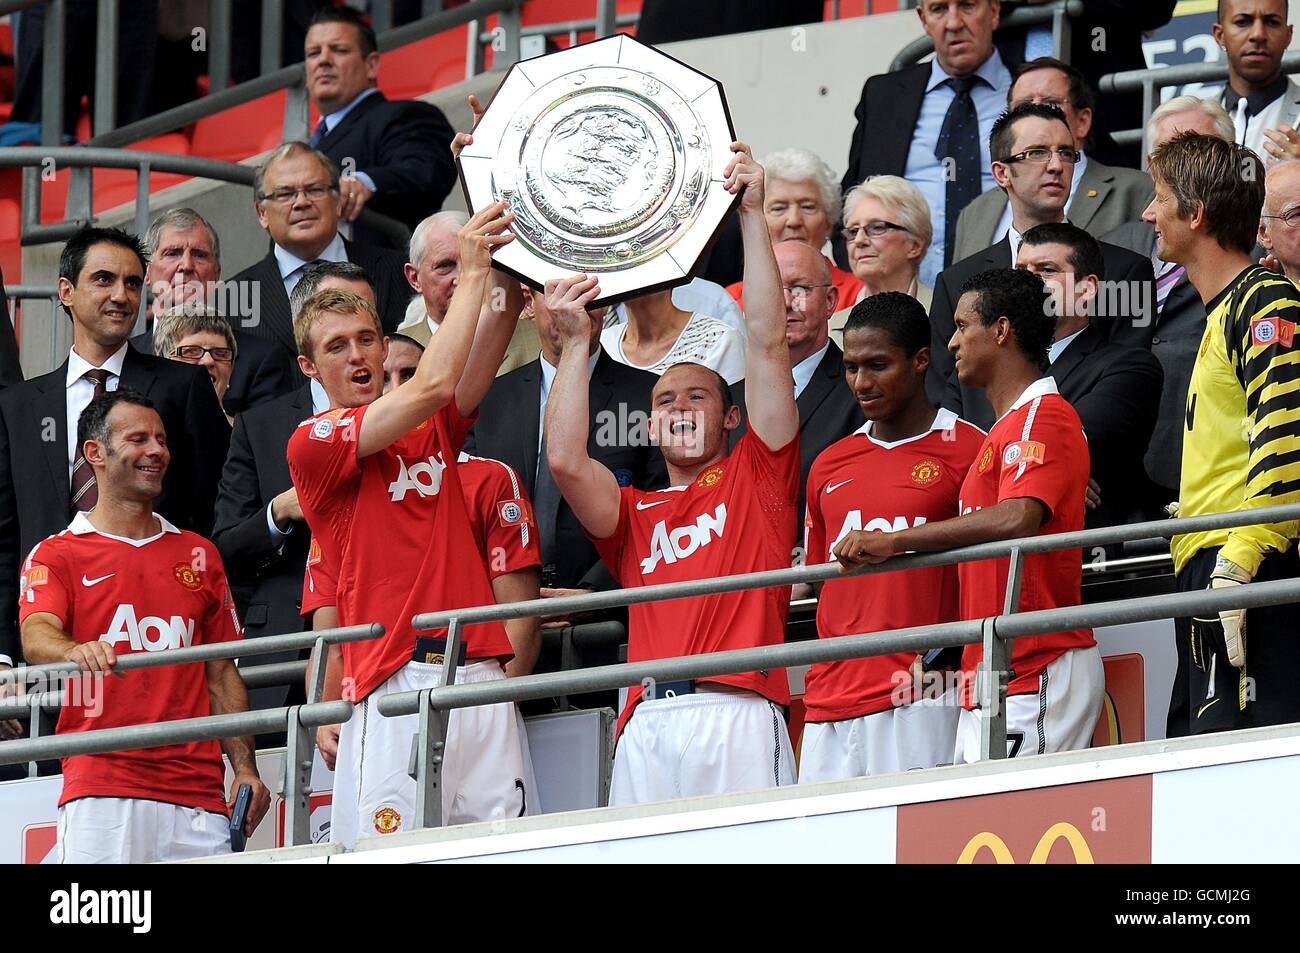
832,512 -> 927,548
641,504 -> 727,574
389,453 -> 447,502
100,604 -> 196,652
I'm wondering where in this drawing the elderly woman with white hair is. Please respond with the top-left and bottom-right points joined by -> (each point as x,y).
725,147 -> 863,309
828,176 -> 933,347
155,306 -> 239,426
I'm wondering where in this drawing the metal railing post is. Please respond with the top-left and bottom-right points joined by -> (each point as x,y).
261,0 -> 284,76
979,548 -> 1023,761
1051,2 -> 1073,65
466,18 -> 484,79
497,3 -> 522,68
413,689 -> 447,829
41,0 -> 66,148
283,705 -> 315,847
283,81 -> 311,143
372,0 -> 394,34
595,0 -> 616,37
93,0 -> 119,136
422,0 -> 444,16
305,635 -> 328,704
133,160 -> 150,238
208,0 -> 232,92
65,166 -> 94,226
1141,78 -> 1156,170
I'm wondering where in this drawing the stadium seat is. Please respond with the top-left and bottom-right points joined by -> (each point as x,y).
380,24 -> 470,98
190,91 -> 288,164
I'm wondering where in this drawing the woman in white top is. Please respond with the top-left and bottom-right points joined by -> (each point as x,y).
601,287 -> 746,384
829,175 -> 933,347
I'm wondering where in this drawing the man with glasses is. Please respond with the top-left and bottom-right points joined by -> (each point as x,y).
930,102 -> 1156,429
951,58 -> 1154,263
1260,159 -> 1300,283
230,142 -> 410,361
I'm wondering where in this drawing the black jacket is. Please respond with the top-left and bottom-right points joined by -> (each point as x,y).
1048,324 -> 1164,527
0,347 -> 230,662
130,326 -> 299,417
933,235 -> 1156,422
0,273 -> 21,388
211,384 -> 315,710
316,91 -> 456,249
228,237 -> 411,357
465,351 -> 668,591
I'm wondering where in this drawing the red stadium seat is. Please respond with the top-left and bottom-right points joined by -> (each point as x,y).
190,91 -> 288,163
380,25 -> 470,98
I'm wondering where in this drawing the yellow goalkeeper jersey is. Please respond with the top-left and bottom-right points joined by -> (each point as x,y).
1174,266 -> 1300,575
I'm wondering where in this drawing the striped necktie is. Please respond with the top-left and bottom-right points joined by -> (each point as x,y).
1155,260 -> 1185,314
69,368 -> 110,513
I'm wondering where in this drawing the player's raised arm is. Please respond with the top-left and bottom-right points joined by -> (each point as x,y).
354,201 -> 514,457
544,275 -> 624,541
730,142 -> 798,451
454,267 -> 525,417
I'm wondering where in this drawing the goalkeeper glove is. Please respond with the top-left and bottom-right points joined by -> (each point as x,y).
1209,555 -> 1252,668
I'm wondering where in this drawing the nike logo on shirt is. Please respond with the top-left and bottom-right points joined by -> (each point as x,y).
825,479 -> 854,495
635,499 -> 672,510
82,573 -> 115,587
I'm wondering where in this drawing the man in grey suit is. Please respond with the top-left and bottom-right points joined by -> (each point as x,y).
1215,0 -> 1300,162
951,58 -> 1152,263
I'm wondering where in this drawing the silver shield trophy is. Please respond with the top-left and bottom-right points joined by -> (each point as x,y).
457,33 -> 739,306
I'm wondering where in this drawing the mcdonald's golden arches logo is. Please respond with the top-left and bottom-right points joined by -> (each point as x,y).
957,822 -> 1095,864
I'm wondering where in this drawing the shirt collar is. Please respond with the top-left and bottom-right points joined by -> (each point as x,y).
1224,74 -> 1290,118
68,510 -> 180,545
274,232 -> 348,280
309,378 -> 330,414
925,47 -> 1006,93
66,340 -> 129,388
539,349 -> 600,394
853,407 -> 960,448
1003,376 -> 1060,420
1048,326 -> 1087,364
792,340 -> 830,396
323,87 -> 379,131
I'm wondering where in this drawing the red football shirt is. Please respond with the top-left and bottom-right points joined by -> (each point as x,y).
957,378 -> 1095,700
302,453 -> 541,616
287,401 -> 514,703
18,513 -> 240,813
592,432 -> 800,736
805,409 -> 985,721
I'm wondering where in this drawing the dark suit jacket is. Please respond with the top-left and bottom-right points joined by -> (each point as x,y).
316,91 -> 456,249
228,238 -> 411,357
933,235 -> 1156,424
212,383 -> 314,710
0,273 -> 21,388
0,347 -> 230,662
465,351 -> 668,591
129,325 -> 298,417
1048,324 -> 1164,528
1102,219 -> 1206,499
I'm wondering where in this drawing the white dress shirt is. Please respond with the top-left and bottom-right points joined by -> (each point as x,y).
275,232 -> 349,298
65,342 -> 128,475
538,349 -> 600,455
791,341 -> 829,399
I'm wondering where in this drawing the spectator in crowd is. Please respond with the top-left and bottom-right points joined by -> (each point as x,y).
154,307 -> 240,426
1145,132 -> 1300,737
383,332 -> 425,394
467,280 -> 667,600
1015,222 -> 1163,528
801,293 -> 984,781
1104,96 -> 1235,516
19,390 -> 270,862
932,102 -> 1155,423
737,240 -> 860,532
401,211 -> 469,348
842,0 -> 1013,284
830,176 -> 934,346
546,144 -> 799,804
212,263 -> 377,721
229,142 -> 410,358
1260,159 -> 1300,282
1214,0 -> 1300,161
288,204 -> 530,842
232,0 -> 332,83
635,0 -> 823,44
999,1 -> 1176,168
131,208 -> 298,418
725,149 -> 862,310
951,58 -> 1154,262
601,285 -> 747,384
836,268 -> 1101,763
304,5 -> 457,248
0,273 -> 20,388
0,227 -> 229,672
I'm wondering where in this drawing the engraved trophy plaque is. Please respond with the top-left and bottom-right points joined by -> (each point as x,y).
457,33 -> 739,305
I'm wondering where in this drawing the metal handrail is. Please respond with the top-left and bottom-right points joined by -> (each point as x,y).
411,502 -> 1300,630
1099,51 -> 1300,154
890,0 -> 1084,72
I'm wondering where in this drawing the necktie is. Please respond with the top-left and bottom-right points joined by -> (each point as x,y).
310,117 -> 328,148
69,369 -> 110,514
935,76 -> 984,268
1155,260 -> 1186,314
1024,25 -> 1054,61
533,424 -> 563,576
1233,97 -> 1250,145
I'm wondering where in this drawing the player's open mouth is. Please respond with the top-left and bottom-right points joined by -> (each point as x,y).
351,369 -> 372,385
669,420 -> 696,437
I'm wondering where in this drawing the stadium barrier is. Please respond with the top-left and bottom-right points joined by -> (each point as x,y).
890,0 -> 1083,72
3,503 -> 1298,846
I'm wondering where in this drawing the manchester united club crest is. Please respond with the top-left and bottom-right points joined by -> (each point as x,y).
977,445 -> 994,474
373,806 -> 401,834
173,562 -> 202,591
696,464 -> 725,488
911,460 -> 941,486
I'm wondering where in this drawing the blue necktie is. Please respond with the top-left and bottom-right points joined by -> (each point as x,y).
935,76 -> 984,267
310,117 -> 328,148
